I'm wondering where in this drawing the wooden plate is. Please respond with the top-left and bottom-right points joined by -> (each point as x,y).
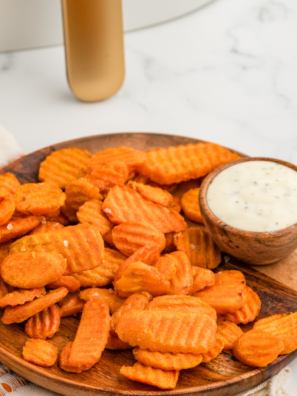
1,132 -> 297,396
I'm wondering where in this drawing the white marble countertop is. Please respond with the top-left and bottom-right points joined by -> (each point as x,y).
0,0 -> 297,393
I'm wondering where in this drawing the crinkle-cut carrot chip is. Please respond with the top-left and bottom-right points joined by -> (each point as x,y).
164,233 -> 175,252
216,319 -> 243,350
132,174 -> 177,192
114,244 -> 160,283
47,275 -> 80,293
102,228 -> 115,246
167,196 -> 182,213
102,185 -> 187,234
2,287 -> 68,324
14,183 -> 66,216
0,215 -> 42,243
194,270 -> 246,314
233,330 -> 284,367
0,173 -> 20,197
138,142 -> 237,185
189,266 -> 215,294
120,362 -> 179,390
253,312 -> 297,354
146,295 -> 217,321
127,181 -> 173,207
59,342 -> 93,373
68,301 -> 110,368
111,292 -> 152,334
25,304 -> 61,339
174,227 -> 221,269
112,222 -> 166,257
23,339 -> 58,367
72,248 -> 127,287
29,221 -> 64,235
114,262 -> 170,298
63,179 -> 103,222
106,334 -> 133,350
201,338 -> 224,363
223,286 -> 261,325
79,288 -> 125,314
133,348 -> 202,371
9,224 -> 104,275
0,196 -> 15,227
85,162 -> 130,192
155,251 -> 193,295
0,287 -> 45,308
181,188 -> 203,223
88,146 -> 146,172
60,292 -> 85,317
38,148 -> 92,189
77,199 -> 113,235
116,310 -> 216,354
1,252 -> 67,288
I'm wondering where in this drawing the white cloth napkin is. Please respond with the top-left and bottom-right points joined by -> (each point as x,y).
0,126 -> 292,396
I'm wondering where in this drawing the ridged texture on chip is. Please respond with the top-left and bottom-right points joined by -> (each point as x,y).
59,342 -> 93,373
102,185 -> 187,233
216,319 -> 243,350
79,288 -> 125,314
114,262 -> 170,298
60,292 -> 85,317
133,348 -> 202,371
0,216 -> 42,243
0,173 -> 20,197
194,270 -> 246,314
146,295 -> 217,321
233,330 -> 284,367
14,183 -> 66,216
174,227 -> 221,269
25,304 -> 61,339
29,221 -> 64,235
0,196 -> 15,227
38,148 -> 92,189
111,292 -> 152,334
253,312 -> 297,354
2,287 -> 68,324
189,266 -> 215,294
77,200 -> 113,236
114,244 -> 160,283
116,310 -> 216,354
72,248 -> 127,287
23,339 -> 58,367
63,179 -> 103,222
181,188 -> 203,223
85,162 -> 130,191
1,252 -> 67,289
155,251 -> 193,295
47,276 -> 80,293
127,181 -> 173,207
68,301 -> 110,367
9,224 -> 104,275
120,362 -> 179,390
112,222 -> 166,256
88,146 -> 146,172
201,338 -> 224,363
223,286 -> 261,325
137,142 -> 238,185
0,287 -> 45,308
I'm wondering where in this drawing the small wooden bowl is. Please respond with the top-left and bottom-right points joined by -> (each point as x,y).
199,157 -> 297,265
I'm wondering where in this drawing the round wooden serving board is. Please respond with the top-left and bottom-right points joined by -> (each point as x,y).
1,132 -> 297,396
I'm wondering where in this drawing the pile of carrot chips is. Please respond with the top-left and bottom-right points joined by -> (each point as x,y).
0,143 -> 295,390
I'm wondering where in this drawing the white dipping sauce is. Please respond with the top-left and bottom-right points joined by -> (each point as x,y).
207,161 -> 297,232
